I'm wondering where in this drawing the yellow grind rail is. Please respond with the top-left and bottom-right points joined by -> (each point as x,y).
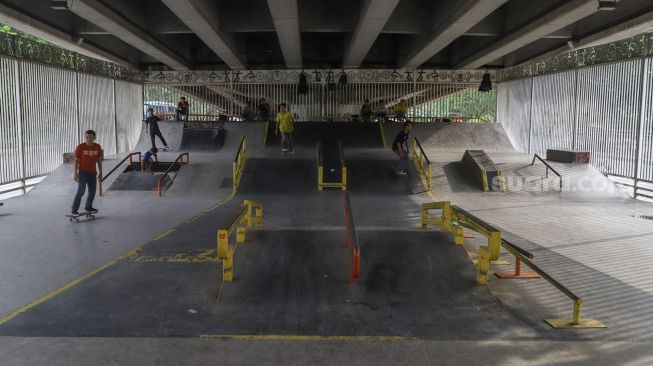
421,201 -> 605,329
217,200 -> 263,281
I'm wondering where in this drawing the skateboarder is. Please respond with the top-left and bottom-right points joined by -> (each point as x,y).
392,120 -> 412,176
145,108 -> 170,150
71,130 -> 103,215
360,99 -> 372,122
141,147 -> 158,173
258,98 -> 271,122
275,102 -> 294,154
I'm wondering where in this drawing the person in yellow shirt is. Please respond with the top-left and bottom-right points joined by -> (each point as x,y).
394,99 -> 408,121
275,102 -> 294,154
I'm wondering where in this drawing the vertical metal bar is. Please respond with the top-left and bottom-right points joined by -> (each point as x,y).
634,58 -> 648,198
528,77 -> 534,154
15,60 -> 25,184
572,69 -> 580,150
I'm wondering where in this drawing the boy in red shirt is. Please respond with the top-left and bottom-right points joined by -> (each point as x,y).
71,130 -> 103,215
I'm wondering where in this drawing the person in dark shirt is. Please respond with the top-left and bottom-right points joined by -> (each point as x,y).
258,98 -> 271,122
176,97 -> 189,121
392,120 -> 412,176
360,99 -> 372,122
145,108 -> 169,150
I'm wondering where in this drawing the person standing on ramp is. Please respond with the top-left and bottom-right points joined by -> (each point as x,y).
275,103 -> 294,154
392,120 -> 412,176
145,108 -> 170,150
71,130 -> 103,215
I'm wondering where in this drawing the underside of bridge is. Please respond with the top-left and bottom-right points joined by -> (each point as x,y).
0,0 -> 651,71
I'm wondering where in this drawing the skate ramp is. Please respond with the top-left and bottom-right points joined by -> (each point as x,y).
265,122 -> 384,148
134,121 -> 184,152
180,129 -> 225,151
384,122 -> 514,153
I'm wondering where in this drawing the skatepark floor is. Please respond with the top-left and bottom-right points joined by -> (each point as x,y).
2,122 -> 653,365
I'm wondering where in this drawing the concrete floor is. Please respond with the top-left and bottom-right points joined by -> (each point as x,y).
2,122 -> 653,365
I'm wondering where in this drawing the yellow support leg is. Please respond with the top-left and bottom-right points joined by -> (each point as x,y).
453,226 -> 464,245
341,167 -> 347,191
318,166 -> 323,191
255,207 -> 263,227
476,245 -> 490,284
488,231 -> 501,261
223,251 -> 233,281
237,226 -> 246,244
545,299 -> 607,328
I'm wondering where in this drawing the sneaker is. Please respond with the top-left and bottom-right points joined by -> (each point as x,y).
85,208 -> 99,214
282,148 -> 288,152
164,146 -> 170,151
71,210 -> 79,215
395,170 -> 407,176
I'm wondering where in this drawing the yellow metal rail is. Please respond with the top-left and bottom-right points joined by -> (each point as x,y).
421,202 -> 605,329
378,122 -> 387,149
217,200 -> 263,281
317,142 -> 347,191
412,138 -> 432,190
233,137 -> 247,190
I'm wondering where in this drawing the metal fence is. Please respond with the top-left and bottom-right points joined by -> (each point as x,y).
143,69 -> 496,122
144,82 -> 495,122
497,56 -> 653,199
0,55 -> 142,190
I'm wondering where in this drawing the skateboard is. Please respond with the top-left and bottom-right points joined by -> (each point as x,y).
66,211 -> 98,222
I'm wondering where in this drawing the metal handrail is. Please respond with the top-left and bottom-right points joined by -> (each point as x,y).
422,201 -> 598,327
413,137 -> 432,190
344,192 -> 361,283
157,152 -> 189,197
338,141 -> 346,168
234,137 -> 246,164
233,137 -> 247,190
99,152 -> 141,196
317,142 -> 323,167
531,154 -> 562,189
413,138 -> 431,166
500,241 -> 584,325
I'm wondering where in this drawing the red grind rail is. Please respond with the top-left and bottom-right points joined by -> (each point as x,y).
344,193 -> 361,283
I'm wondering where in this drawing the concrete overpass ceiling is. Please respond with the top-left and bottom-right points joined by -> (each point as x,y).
0,0 -> 652,70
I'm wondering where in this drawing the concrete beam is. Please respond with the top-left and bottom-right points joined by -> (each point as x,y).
400,0 -> 507,69
160,0 -> 245,69
0,3 -> 133,67
266,0 -> 302,69
574,10 -> 653,49
342,0 -> 401,68
66,0 -> 190,70
457,0 -> 600,69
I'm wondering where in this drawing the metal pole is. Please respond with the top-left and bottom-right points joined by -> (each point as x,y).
14,60 -> 26,186
634,58 -> 648,199
571,69 -> 580,150
113,79 -> 119,155
527,77 -> 534,154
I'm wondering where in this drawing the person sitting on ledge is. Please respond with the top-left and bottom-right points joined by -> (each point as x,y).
176,97 -> 189,121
